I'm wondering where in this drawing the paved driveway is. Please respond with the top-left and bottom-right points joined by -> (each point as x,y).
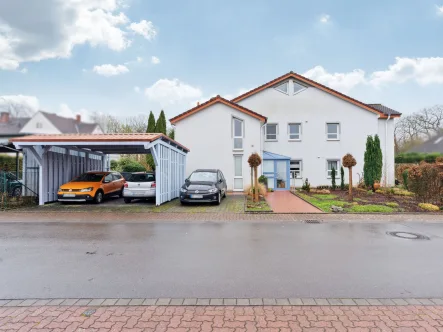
266,191 -> 322,213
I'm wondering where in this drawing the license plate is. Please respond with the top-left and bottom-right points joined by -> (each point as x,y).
63,194 -> 75,198
191,194 -> 203,199
134,192 -> 144,196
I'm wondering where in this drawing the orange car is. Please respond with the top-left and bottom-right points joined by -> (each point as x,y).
57,171 -> 125,204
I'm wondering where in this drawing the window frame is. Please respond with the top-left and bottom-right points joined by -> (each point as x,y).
293,81 -> 307,95
326,159 -> 340,179
288,123 -> 302,141
232,117 -> 244,151
326,122 -> 340,141
274,81 -> 289,95
290,160 -> 303,179
265,123 -> 278,141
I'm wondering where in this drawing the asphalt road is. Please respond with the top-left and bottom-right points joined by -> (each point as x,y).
1,221 -> 443,299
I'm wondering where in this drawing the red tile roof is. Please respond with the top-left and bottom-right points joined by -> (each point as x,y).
10,133 -> 190,152
231,71 -> 401,119
169,95 -> 267,124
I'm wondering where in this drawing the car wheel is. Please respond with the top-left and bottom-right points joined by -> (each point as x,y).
222,189 -> 226,198
94,191 -> 103,204
119,188 -> 124,198
180,200 -> 187,205
215,193 -> 221,205
124,198 -> 132,204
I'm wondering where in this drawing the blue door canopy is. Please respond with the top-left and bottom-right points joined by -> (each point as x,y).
263,151 -> 291,160
262,151 -> 290,190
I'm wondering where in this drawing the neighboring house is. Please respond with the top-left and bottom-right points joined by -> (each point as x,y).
19,111 -> 103,135
0,112 -> 31,143
406,133 -> 443,153
170,71 -> 401,191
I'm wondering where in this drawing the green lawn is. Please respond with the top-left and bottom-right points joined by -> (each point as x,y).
245,196 -> 273,212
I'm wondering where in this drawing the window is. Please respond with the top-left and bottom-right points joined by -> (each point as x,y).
293,81 -> 306,94
326,123 -> 340,140
112,173 -> 122,180
233,155 -> 243,190
288,123 -> 301,140
233,117 -> 243,150
290,160 -> 302,179
36,122 -> 42,128
327,160 -> 340,178
275,82 -> 289,94
129,173 -> 155,182
104,174 -> 113,182
265,124 -> 278,141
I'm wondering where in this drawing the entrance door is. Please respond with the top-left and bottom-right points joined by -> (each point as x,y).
263,159 -> 290,190
233,155 -> 243,191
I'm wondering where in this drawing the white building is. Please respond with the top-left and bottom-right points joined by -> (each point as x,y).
171,72 -> 401,191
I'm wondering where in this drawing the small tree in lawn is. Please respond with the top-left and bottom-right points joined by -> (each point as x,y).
363,135 -> 375,188
248,153 -> 262,202
342,153 -> 357,200
373,134 -> 383,184
146,111 -> 157,170
340,166 -> 345,190
331,167 -> 336,190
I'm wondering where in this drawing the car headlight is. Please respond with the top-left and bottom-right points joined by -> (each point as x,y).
80,187 -> 93,192
180,188 -> 187,193
208,188 -> 218,193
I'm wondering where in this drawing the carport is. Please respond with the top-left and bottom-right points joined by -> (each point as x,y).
11,133 -> 189,206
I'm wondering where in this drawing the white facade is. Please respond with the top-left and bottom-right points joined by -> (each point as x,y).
20,112 -> 60,134
173,76 -> 398,191
175,102 -> 262,191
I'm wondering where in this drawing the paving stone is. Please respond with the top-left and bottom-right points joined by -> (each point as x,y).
263,298 -> 276,305
340,299 -> 357,306
209,298 -> 223,305
170,299 -> 184,305
276,298 -> 290,305
250,298 -> 263,305
328,299 -> 343,305
431,298 -> 443,305
237,299 -> 250,305
156,298 -> 171,305
223,299 -> 237,305
142,299 -> 157,305
101,299 -> 118,306
196,299 -> 210,306
0,300 -> 11,306
405,298 -> 422,305
115,299 -> 130,306
128,299 -> 144,306
379,299 -> 396,305
367,299 -> 383,305
301,298 -> 316,305
60,299 -> 79,306
417,298 -> 434,305
32,299 -> 51,306
88,299 -> 105,306
315,299 -> 329,305
392,299 -> 408,305
354,299 -> 370,305
4,299 -> 23,306
76,299 -> 93,306
183,298 -> 197,305
289,298 -> 303,305
18,299 -> 37,306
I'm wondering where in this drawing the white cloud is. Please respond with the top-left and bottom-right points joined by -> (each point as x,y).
319,14 -> 331,23
136,56 -> 143,62
134,86 -> 141,93
145,78 -> 202,106
302,57 -> 443,93
303,66 -> 366,93
0,0 -> 158,70
128,20 -> 157,40
151,56 -> 160,64
437,5 -> 443,16
0,95 -> 40,117
93,64 -> 129,76
19,67 -> 28,74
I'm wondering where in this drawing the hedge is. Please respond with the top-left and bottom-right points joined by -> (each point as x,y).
395,152 -> 443,164
0,155 -> 22,171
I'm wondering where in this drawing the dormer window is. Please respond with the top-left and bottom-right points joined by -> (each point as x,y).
275,82 -> 289,94
293,81 -> 306,94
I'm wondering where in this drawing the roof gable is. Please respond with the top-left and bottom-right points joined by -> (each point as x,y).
169,95 -> 267,124
232,71 -> 401,119
40,111 -> 100,134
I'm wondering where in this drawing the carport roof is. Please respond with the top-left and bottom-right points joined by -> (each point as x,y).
10,133 -> 190,153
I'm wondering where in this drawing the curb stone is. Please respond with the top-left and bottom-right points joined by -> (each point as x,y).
1,298 -> 443,307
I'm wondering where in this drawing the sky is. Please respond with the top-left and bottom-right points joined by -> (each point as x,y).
0,0 -> 442,124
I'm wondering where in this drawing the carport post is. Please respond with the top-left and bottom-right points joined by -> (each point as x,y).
149,143 -> 160,206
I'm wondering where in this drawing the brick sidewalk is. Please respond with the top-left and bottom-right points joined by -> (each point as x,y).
1,305 -> 443,331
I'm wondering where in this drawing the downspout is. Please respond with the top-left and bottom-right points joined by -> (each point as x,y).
260,122 -> 266,175
384,114 -> 391,186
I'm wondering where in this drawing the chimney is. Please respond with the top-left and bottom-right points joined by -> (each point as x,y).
197,102 -> 200,106
0,112 -> 9,123
75,114 -> 81,123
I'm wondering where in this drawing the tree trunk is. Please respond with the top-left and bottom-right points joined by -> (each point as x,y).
349,167 -> 353,200
254,166 -> 259,202
250,167 -> 253,197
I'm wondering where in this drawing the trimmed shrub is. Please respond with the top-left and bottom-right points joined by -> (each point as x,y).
258,175 -> 267,185
340,166 -> 345,190
408,163 -> 440,203
402,169 -> 409,190
118,157 -> 146,172
395,152 -> 443,164
395,164 -> 413,183
418,203 -> 440,211
0,155 -> 22,172
331,167 -> 336,190
301,178 -> 311,192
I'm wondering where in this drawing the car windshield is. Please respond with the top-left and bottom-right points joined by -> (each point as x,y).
72,173 -> 104,182
188,171 -> 217,182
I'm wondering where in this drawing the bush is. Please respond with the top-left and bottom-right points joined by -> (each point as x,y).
301,178 -> 311,192
117,157 -> 146,172
408,163 -> 440,203
395,152 -> 443,164
0,155 -> 22,172
110,160 -> 118,170
396,164 -> 413,184
402,169 -> 409,190
340,166 -> 345,190
258,175 -> 267,185
386,202 -> 399,208
316,185 -> 330,190
331,167 -> 336,190
418,203 -> 440,211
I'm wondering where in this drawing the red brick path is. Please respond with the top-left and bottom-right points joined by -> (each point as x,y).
1,305 -> 443,331
266,191 -> 322,213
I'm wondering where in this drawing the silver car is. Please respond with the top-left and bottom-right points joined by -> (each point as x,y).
123,172 -> 156,203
